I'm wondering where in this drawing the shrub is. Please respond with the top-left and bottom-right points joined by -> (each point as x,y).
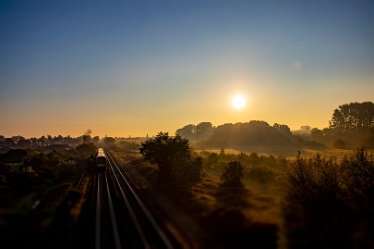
284,149 -> 374,248
221,161 -> 245,186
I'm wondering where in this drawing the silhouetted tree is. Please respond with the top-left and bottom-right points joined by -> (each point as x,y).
311,128 -> 322,136
216,161 -> 249,208
176,120 -> 296,148
140,132 -> 192,181
82,129 -> 92,144
221,161 -> 245,186
76,143 -> 96,159
176,124 -> 195,140
195,122 -> 213,139
17,139 -> 31,148
329,102 -> 374,130
4,138 -> 15,147
11,136 -> 25,143
273,123 -> 292,135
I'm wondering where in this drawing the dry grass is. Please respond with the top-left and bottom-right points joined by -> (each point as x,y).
290,148 -> 374,161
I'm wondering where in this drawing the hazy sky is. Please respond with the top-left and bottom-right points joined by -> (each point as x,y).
1,0 -> 373,138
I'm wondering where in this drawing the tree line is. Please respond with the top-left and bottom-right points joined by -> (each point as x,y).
176,101 -> 374,149
176,121 -> 295,148
309,102 -> 374,148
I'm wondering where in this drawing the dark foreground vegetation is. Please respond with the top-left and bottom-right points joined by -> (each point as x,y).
112,131 -> 374,249
284,148 -> 374,249
0,140 -> 97,249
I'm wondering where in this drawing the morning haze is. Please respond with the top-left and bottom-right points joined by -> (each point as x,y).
1,1 -> 373,249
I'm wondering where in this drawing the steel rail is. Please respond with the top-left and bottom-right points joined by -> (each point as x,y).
107,154 -> 151,249
95,172 -> 122,249
106,150 -> 174,249
95,175 -> 101,249
104,172 -> 122,249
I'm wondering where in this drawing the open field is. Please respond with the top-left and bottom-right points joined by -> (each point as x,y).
196,146 -> 374,160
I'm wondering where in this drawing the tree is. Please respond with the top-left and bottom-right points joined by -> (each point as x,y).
176,124 -> 195,140
92,136 -> 100,143
221,161 -> 245,186
140,132 -> 192,181
11,136 -> 25,143
176,120 -> 296,148
195,122 -> 213,138
83,129 -> 92,144
4,138 -> 15,147
76,143 -> 96,159
273,123 -> 292,136
329,102 -> 374,130
17,139 -> 31,148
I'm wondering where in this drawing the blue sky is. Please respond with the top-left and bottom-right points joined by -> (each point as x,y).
1,0 -> 373,137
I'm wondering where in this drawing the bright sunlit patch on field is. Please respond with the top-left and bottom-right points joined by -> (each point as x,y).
232,94 -> 246,110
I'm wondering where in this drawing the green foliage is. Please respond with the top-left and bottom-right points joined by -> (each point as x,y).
284,149 -> 374,248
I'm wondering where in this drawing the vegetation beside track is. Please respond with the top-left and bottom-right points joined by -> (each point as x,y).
113,134 -> 374,249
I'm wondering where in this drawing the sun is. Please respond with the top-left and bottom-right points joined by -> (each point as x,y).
232,94 -> 246,110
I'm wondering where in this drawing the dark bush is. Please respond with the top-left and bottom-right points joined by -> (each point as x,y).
221,161 -> 245,186
140,132 -> 202,185
205,208 -> 278,249
284,149 -> 374,248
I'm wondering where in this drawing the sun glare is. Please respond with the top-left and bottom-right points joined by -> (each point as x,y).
232,94 -> 246,110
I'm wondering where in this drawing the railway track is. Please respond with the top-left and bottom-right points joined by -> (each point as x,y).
93,149 -> 176,249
